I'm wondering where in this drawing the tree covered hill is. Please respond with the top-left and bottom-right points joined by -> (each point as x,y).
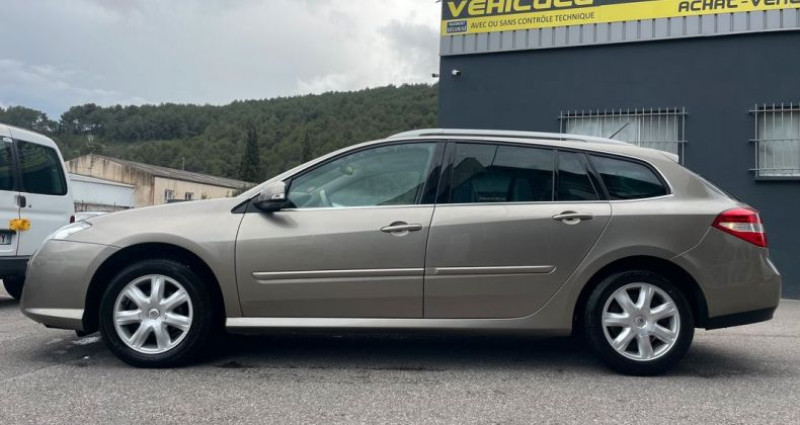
0,84 -> 438,181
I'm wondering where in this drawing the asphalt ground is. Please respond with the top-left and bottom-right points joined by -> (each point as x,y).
1,288 -> 798,424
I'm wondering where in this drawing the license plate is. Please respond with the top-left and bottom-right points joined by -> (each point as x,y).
0,232 -> 11,245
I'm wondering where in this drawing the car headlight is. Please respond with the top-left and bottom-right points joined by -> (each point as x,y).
48,221 -> 92,241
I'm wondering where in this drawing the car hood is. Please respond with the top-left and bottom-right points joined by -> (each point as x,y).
68,197 -> 246,248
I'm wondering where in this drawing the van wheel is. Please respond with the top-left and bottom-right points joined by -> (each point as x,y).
98,259 -> 219,368
3,277 -> 23,301
584,270 -> 694,376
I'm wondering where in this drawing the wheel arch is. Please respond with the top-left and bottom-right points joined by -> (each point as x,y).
572,255 -> 710,334
82,243 -> 226,333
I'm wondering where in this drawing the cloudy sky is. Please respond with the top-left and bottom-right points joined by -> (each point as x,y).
0,0 -> 441,118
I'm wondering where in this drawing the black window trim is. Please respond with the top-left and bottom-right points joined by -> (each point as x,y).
554,150 -> 603,202
0,137 -> 21,192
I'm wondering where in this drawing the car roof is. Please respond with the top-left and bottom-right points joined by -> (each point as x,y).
388,128 -> 629,146
387,128 -> 680,164
0,122 -> 61,150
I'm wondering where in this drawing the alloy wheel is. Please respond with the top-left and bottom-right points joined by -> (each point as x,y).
601,282 -> 680,362
113,274 -> 193,354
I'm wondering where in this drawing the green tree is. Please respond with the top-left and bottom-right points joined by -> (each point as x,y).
239,125 -> 261,183
301,129 -> 314,163
4,84 -> 439,180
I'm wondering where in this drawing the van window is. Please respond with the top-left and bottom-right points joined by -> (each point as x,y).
450,143 -> 554,203
17,141 -> 67,196
589,155 -> 668,200
0,143 -> 14,191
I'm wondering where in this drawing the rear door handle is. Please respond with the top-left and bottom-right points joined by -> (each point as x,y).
381,222 -> 423,234
553,211 -> 594,224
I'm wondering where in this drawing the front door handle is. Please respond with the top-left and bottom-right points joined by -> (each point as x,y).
553,211 -> 594,225
381,222 -> 423,234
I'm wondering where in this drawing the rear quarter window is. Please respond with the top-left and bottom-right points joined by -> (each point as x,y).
589,155 -> 668,200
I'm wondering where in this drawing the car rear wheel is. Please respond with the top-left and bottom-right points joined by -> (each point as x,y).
2,277 -> 23,301
99,259 -> 218,367
584,270 -> 694,376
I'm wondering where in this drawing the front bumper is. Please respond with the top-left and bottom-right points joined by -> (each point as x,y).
21,240 -> 118,331
0,256 -> 30,278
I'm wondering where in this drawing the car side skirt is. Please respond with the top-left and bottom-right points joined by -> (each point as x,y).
226,317 -> 572,336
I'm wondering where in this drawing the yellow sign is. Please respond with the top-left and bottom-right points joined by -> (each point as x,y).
9,218 -> 30,232
442,0 -> 800,35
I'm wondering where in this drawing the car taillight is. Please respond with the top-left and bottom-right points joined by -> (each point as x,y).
712,208 -> 767,248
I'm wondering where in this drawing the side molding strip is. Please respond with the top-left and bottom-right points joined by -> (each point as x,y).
427,265 -> 555,276
253,268 -> 424,282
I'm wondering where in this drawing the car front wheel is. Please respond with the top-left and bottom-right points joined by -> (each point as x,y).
99,259 -> 218,367
584,270 -> 694,376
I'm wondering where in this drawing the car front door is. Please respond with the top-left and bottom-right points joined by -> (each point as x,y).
236,141 -> 443,318
424,143 -> 611,319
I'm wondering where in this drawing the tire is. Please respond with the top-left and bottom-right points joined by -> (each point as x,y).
99,259 -> 219,368
3,277 -> 24,301
584,270 -> 694,376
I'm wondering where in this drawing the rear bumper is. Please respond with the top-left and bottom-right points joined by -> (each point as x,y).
704,306 -> 777,330
674,228 -> 782,324
0,256 -> 30,278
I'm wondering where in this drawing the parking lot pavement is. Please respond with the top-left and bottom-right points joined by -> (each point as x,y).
1,290 -> 799,425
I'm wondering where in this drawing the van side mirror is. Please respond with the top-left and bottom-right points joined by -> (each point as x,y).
253,181 -> 288,212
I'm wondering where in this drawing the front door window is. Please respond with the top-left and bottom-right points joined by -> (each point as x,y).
287,143 -> 437,209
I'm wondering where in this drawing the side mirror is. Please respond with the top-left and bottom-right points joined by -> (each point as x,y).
253,181 -> 288,212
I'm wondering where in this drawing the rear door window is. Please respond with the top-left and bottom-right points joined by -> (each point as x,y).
557,151 -> 599,201
17,140 -> 67,196
450,143 -> 554,203
589,155 -> 668,200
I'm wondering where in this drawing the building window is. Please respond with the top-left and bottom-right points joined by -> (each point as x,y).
185,192 -> 194,200
164,189 -> 174,202
752,103 -> 800,177
560,108 -> 687,161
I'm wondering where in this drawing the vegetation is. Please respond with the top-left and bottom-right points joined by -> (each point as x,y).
239,125 -> 262,182
0,84 -> 438,182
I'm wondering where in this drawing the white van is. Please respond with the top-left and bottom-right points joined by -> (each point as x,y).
0,123 -> 74,300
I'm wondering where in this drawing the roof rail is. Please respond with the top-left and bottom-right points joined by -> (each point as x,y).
387,128 -> 630,146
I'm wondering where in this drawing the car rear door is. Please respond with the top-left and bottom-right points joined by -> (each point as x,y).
424,143 -> 611,319
236,141 -> 444,318
12,137 -> 73,257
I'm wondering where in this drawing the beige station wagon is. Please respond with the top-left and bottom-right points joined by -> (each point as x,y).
21,129 -> 781,375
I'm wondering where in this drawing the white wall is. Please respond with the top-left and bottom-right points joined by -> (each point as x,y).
70,174 -> 135,210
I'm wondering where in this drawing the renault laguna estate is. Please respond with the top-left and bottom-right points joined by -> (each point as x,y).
20,129 -> 781,375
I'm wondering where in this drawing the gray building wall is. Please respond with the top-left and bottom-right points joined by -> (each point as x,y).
439,31 -> 800,298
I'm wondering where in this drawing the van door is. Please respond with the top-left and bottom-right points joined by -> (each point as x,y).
13,139 -> 72,257
0,134 -> 20,257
